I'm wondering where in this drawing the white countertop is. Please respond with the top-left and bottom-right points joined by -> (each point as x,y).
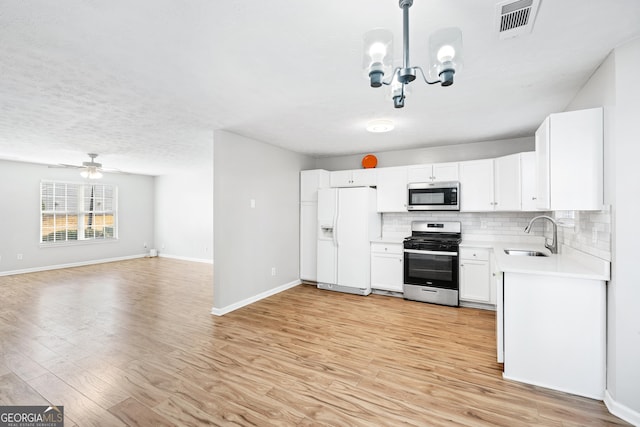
491,242 -> 610,281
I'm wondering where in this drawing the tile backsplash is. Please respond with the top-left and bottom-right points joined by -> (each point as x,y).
383,208 -> 612,261
552,206 -> 611,261
383,211 -> 548,240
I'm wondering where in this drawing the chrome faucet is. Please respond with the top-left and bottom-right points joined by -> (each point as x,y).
524,215 -> 558,254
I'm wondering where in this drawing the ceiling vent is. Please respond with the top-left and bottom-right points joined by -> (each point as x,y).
496,0 -> 540,39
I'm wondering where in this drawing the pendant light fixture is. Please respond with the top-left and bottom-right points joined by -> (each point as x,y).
363,0 -> 463,108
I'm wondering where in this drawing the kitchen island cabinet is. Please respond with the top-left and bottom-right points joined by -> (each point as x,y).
494,244 -> 609,400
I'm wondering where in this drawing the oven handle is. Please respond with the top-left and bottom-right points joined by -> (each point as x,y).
404,249 -> 458,257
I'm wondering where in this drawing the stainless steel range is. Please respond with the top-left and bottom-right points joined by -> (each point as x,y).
403,221 -> 461,307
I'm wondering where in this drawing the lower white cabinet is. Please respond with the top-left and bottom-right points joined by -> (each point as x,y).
503,272 -> 606,399
370,242 -> 403,292
459,247 -> 494,306
300,202 -> 318,281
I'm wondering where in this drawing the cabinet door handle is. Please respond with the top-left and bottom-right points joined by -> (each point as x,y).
532,197 -> 537,200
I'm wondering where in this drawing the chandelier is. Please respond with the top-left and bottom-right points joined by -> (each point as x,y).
363,0 -> 463,108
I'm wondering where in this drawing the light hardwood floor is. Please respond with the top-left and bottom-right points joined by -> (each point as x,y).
0,258 -> 629,426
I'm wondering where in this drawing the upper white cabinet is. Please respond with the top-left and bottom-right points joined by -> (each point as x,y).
460,155 -> 524,212
520,152 -> 539,211
376,166 -> 408,212
494,153 -> 522,211
301,169 -> 330,202
535,107 -> 603,211
459,159 -> 494,211
407,162 -> 459,183
330,169 -> 377,188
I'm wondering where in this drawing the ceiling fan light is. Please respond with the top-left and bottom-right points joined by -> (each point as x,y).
80,167 -> 102,179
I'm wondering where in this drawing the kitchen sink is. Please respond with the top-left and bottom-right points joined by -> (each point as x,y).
504,249 -> 549,257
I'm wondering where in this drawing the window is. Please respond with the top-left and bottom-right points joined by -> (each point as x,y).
40,181 -> 118,244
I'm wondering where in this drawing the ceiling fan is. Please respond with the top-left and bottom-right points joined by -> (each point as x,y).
50,153 -> 122,179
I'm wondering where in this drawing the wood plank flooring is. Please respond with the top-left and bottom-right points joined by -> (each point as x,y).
0,258 -> 629,426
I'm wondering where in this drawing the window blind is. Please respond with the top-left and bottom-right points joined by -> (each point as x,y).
40,181 -> 118,244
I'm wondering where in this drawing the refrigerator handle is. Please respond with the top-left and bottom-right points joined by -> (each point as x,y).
333,211 -> 338,247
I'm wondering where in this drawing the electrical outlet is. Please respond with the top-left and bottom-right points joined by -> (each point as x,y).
250,199 -> 256,209
17,254 -> 23,260
144,242 -> 147,249
271,267 -> 276,276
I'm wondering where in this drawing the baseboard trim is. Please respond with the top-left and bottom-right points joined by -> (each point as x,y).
211,279 -> 301,316
604,390 -> 640,426
158,253 -> 214,264
0,254 -> 147,277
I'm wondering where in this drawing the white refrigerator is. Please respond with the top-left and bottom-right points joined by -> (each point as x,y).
317,187 -> 381,295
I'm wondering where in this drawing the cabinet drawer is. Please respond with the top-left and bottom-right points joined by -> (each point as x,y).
460,247 -> 489,261
371,243 -> 403,255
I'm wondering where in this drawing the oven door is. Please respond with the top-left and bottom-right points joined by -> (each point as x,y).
403,249 -> 459,290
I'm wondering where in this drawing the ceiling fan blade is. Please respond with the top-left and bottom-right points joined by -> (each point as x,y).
48,163 -> 83,169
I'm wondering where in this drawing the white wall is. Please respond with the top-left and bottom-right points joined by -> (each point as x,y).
0,159 -> 154,274
567,37 -> 640,422
314,137 -> 533,171
154,152 -> 213,263
212,130 -> 314,312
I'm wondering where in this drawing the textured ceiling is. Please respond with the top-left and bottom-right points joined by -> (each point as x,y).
0,1 -> 639,175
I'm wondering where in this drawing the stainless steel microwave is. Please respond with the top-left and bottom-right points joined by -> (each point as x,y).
407,181 -> 460,211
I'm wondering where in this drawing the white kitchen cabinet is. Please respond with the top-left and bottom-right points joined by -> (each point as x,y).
300,169 -> 330,281
459,247 -> 494,307
330,169 -> 377,187
535,107 -> 603,211
301,169 -> 330,202
459,155 -> 523,212
407,162 -> 459,183
370,242 -> 403,292
494,153 -> 522,211
503,272 -> 606,399
459,159 -> 494,211
520,152 -> 539,211
300,202 -> 318,281
376,166 -> 408,212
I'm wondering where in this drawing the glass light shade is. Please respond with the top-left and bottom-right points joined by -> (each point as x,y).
363,28 -> 394,78
80,167 -> 102,179
428,27 -> 463,83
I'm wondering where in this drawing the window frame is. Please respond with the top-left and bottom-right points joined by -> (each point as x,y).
40,180 -> 118,246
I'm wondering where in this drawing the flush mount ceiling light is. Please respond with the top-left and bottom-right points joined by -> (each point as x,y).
79,153 -> 103,179
366,119 -> 395,133
363,0 -> 463,108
